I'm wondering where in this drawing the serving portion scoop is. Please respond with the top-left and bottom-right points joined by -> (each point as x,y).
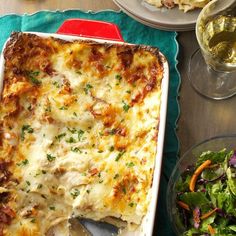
70,218 -> 119,236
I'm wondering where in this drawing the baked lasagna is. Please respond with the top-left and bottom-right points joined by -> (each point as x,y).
0,32 -> 164,235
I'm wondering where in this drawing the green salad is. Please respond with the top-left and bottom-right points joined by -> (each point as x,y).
176,149 -> 236,236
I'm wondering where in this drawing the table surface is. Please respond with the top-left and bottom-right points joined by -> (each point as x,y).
1,0 -> 236,232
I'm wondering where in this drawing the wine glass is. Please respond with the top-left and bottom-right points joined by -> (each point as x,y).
188,0 -> 236,100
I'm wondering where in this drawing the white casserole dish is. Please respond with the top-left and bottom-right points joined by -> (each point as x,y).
0,20 -> 169,236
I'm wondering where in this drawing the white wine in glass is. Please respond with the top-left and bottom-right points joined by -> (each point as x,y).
189,0 -> 236,100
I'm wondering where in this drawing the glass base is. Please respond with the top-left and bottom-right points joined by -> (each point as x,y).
188,49 -> 236,100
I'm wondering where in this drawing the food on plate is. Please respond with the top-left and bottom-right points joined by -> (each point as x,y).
145,0 -> 212,12
0,32 -> 164,235
176,149 -> 236,235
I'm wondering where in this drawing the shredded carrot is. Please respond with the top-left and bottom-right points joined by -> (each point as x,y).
208,224 -> 216,235
201,208 -> 217,220
177,201 -> 190,211
189,160 -> 212,192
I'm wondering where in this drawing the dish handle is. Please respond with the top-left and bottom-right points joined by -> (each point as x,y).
56,19 -> 124,42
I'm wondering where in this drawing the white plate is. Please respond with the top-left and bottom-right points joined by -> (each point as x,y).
114,0 -> 195,31
114,0 -> 202,31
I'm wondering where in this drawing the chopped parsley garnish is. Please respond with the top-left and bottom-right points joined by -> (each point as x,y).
27,71 -> 41,85
86,190 -> 90,194
42,170 -> 47,174
73,112 -> 78,117
71,147 -> 82,153
17,159 -> 29,166
55,133 -> 66,141
76,71 -> 82,75
115,150 -> 126,161
21,125 -> 34,141
67,127 -> 77,134
66,137 -> 77,143
67,128 -> 84,141
109,146 -> 115,152
45,105 -> 51,112
30,71 -> 40,76
59,106 -> 68,110
84,84 -> 93,94
108,129 -> 116,135
126,90 -> 131,94
27,104 -> 32,111
113,174 -> 119,179
122,100 -> 130,112
34,171 -> 41,177
49,206 -> 55,210
30,218 -> 36,223
77,129 -> 84,141
126,162 -> 135,168
70,189 -> 80,199
41,194 -> 47,199
122,186 -> 127,194
52,81 -> 60,88
26,181 -> 31,186
128,202 -> 135,207
99,180 -> 103,183
37,184 -> 43,189
115,74 -> 122,81
47,154 -> 56,162
98,150 -> 103,153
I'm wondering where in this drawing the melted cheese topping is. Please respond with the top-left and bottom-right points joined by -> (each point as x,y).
0,32 -> 164,236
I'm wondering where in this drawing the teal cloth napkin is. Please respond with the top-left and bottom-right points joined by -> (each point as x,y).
0,10 -> 179,236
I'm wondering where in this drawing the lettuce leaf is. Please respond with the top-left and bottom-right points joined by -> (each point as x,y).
226,167 -> 236,196
179,192 -> 210,209
197,149 -> 233,167
200,214 -> 216,231
176,175 -> 191,192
